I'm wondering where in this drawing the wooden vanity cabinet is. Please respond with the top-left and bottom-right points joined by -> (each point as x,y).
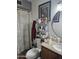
41,46 -> 62,59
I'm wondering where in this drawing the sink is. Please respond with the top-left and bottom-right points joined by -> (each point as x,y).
53,43 -> 62,52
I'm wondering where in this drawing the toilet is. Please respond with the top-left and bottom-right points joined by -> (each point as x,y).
26,38 -> 41,59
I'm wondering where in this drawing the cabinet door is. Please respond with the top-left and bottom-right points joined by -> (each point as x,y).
57,54 -> 62,59
41,46 -> 49,59
48,50 -> 58,59
41,46 -> 58,59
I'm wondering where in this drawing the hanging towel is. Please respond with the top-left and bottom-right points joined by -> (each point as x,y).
31,20 -> 36,42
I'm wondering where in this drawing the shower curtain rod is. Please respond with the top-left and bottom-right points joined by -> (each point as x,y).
17,4 -> 29,11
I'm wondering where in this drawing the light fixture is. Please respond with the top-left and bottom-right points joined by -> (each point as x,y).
57,2 -> 62,11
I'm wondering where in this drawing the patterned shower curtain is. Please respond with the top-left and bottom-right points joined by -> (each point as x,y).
17,9 -> 32,54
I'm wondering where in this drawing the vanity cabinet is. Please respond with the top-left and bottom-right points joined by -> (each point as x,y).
41,46 -> 62,59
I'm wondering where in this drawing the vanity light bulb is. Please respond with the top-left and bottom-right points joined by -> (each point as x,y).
57,4 -> 62,11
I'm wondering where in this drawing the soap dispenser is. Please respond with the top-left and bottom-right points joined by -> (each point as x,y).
49,38 -> 53,46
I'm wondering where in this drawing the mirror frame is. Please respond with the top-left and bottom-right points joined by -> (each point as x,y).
51,11 -> 62,38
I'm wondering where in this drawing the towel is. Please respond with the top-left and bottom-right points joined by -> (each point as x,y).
31,20 -> 36,42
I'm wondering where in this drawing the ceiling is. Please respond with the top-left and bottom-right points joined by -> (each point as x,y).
18,0 -> 32,2
27,0 -> 32,2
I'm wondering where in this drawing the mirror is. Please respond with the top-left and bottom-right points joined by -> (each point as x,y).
51,1 -> 62,39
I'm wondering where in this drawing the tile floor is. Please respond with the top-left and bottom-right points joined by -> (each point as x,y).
17,49 -> 28,59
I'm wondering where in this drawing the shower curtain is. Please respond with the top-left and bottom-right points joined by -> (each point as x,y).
17,9 -> 32,54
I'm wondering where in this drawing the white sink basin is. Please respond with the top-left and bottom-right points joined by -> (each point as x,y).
53,43 -> 62,52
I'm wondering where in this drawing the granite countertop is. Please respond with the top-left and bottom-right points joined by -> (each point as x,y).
41,41 -> 62,55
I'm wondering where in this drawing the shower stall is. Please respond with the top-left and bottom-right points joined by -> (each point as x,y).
17,8 -> 32,54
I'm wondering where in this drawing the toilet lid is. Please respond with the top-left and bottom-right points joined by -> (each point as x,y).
36,48 -> 41,52
26,48 -> 40,59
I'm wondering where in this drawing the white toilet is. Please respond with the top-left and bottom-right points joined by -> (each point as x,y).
26,38 -> 41,59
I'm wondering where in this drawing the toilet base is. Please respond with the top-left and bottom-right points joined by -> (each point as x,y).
26,48 -> 41,59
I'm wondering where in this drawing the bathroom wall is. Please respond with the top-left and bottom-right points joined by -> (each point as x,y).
48,0 -> 62,37
31,0 -> 62,37
31,0 -> 50,20
20,0 -> 32,11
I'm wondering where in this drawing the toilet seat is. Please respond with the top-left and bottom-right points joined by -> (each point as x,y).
26,48 -> 41,59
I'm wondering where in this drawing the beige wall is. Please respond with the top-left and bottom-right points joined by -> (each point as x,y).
31,0 -> 50,20
49,0 -> 62,37
31,0 -> 62,37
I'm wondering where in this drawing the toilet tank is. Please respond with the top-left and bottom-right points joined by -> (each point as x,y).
35,38 -> 41,49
